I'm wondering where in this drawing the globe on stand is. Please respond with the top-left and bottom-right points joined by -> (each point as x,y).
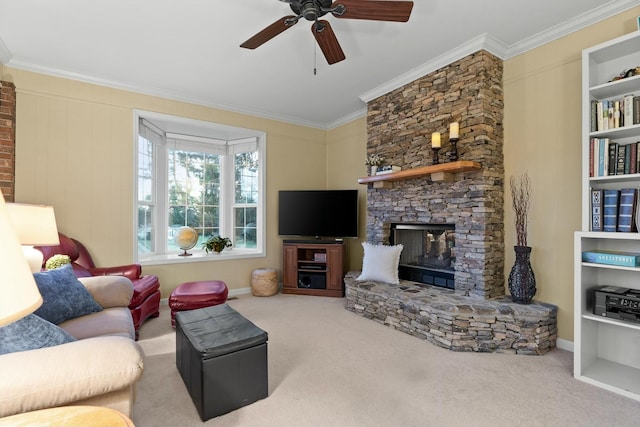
175,226 -> 198,256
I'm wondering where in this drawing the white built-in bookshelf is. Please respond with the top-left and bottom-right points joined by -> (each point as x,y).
576,30 -> 640,402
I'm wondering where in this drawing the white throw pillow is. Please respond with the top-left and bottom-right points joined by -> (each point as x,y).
356,242 -> 403,284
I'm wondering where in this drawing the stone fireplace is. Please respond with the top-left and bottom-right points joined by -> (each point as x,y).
365,50 -> 505,300
345,50 -> 558,355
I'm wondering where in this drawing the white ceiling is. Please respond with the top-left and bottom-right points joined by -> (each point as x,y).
0,1 -> 637,129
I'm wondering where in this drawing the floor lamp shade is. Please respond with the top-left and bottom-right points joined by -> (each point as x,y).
5,202 -> 60,273
0,194 -> 44,327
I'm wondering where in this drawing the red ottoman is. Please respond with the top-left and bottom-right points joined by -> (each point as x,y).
169,280 -> 229,327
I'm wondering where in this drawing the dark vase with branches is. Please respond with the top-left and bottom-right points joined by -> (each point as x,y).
508,173 -> 536,304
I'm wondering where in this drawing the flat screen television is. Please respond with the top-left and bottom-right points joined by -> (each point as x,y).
278,190 -> 358,239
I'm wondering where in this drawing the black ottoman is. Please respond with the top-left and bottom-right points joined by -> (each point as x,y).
175,304 -> 268,421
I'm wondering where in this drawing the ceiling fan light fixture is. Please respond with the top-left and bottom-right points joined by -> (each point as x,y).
301,4 -> 320,21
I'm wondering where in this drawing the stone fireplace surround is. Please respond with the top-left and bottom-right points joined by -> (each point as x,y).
345,50 -> 558,354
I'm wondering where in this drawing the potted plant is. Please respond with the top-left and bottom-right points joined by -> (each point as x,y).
508,173 -> 536,304
202,235 -> 232,254
365,153 -> 385,175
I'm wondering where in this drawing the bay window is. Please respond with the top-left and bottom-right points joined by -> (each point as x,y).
135,111 -> 265,262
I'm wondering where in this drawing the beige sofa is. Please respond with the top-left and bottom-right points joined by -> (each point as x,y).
0,275 -> 144,418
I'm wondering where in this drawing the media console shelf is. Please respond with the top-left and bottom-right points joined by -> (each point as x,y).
358,160 -> 481,188
282,241 -> 344,297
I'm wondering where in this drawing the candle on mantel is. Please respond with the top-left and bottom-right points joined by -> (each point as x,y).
450,122 -> 459,139
431,132 -> 441,148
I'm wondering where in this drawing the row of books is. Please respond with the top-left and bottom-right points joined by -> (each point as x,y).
590,188 -> 638,232
589,138 -> 640,177
590,95 -> 640,132
582,250 -> 640,267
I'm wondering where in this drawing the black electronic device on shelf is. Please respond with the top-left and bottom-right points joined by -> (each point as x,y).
594,285 -> 640,323
298,272 -> 326,289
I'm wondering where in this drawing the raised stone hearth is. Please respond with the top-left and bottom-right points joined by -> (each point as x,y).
345,272 -> 557,355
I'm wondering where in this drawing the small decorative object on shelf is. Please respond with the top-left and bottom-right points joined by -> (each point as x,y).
375,165 -> 402,175
608,66 -> 640,82
45,254 -> 71,270
449,122 -> 459,161
582,250 -> 640,267
365,153 -> 385,176
203,235 -> 232,254
175,226 -> 199,256
431,132 -> 441,165
508,173 -> 536,304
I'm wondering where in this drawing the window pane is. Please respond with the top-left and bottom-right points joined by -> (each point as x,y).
233,151 -> 258,249
234,152 -> 259,204
167,148 -> 221,252
234,207 -> 257,249
137,205 -> 153,253
138,136 -> 154,202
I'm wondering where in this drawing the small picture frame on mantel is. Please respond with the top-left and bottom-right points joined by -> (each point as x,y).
637,16 -> 640,31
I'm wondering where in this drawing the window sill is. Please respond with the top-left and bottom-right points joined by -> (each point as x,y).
138,249 -> 265,266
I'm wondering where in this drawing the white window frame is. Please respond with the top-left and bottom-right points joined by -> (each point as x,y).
133,110 -> 266,265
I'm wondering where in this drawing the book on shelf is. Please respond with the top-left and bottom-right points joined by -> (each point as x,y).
617,188 -> 638,232
624,94 -> 634,126
598,138 -> 607,176
597,101 -> 604,131
591,100 -> 598,132
615,143 -> 626,175
591,188 -> 604,232
635,96 -> 640,125
603,189 -> 619,232
581,250 -> 640,267
608,141 -> 618,175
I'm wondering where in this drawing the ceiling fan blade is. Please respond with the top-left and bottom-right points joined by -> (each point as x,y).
331,0 -> 414,22
240,15 -> 298,49
312,20 -> 346,65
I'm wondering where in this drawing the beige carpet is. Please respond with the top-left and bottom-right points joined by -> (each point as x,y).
133,293 -> 640,427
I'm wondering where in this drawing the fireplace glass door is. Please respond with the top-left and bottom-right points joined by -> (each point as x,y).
390,223 -> 455,289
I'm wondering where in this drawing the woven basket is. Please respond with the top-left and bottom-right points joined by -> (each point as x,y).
251,268 -> 279,297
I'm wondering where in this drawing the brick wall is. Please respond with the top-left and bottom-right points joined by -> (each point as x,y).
0,81 -> 16,202
364,50 -> 505,299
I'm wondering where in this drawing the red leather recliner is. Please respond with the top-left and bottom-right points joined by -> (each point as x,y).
35,233 -> 161,339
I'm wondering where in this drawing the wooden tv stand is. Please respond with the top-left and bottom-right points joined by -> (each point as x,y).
282,240 -> 344,297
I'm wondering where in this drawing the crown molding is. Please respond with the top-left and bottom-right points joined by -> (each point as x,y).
360,33 -> 509,104
0,37 -> 12,65
505,0 -> 640,58
359,0 -> 639,106
327,107 -> 367,130
5,58 -> 329,130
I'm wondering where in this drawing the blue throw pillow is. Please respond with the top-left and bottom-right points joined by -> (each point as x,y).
0,314 -> 76,355
33,264 -> 103,324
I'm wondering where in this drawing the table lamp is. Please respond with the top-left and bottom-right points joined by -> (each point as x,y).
5,202 -> 60,273
0,193 -> 43,327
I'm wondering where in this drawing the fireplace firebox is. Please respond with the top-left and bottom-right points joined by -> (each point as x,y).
390,223 -> 455,289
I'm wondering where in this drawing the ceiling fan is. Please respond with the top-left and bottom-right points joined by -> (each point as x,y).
240,0 -> 414,65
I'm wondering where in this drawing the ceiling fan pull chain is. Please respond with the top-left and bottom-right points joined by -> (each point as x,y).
314,33 -> 317,75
